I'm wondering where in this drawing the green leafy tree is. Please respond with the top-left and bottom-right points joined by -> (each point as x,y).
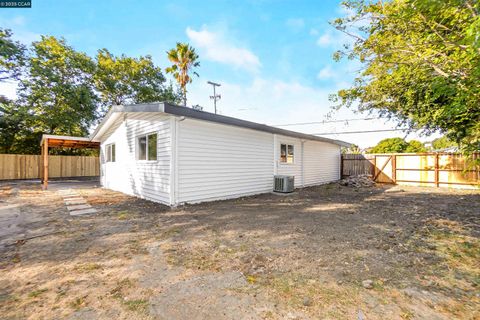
342,144 -> 362,154
370,137 -> 427,153
0,97 -> 30,153
405,140 -> 427,153
17,36 -> 98,153
431,136 -> 458,150
369,137 -> 408,153
94,49 -> 180,114
0,28 -> 25,81
331,0 -> 480,154
166,43 -> 200,106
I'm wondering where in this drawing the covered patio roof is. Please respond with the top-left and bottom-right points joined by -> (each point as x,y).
41,134 -> 100,149
40,134 -> 100,189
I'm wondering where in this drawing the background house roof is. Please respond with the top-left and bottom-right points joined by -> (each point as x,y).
90,102 -> 351,147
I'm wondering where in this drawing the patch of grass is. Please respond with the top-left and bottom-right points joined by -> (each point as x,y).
69,296 -> 86,310
186,254 -> 220,271
372,279 -> 386,291
262,310 -> 275,319
424,220 -> 480,290
0,293 -> 19,303
164,246 -> 222,271
74,263 -> 102,272
246,275 -> 257,284
28,288 -> 48,298
123,299 -> 148,313
266,273 -> 361,312
117,211 -> 130,220
55,290 -> 67,302
110,278 -> 134,299
128,239 -> 148,255
160,226 -> 181,239
12,254 -> 20,263
400,308 -> 414,319
109,278 -> 148,314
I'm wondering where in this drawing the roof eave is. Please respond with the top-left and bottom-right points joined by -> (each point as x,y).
89,103 -> 167,141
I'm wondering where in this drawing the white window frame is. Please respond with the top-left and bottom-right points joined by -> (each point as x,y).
279,143 -> 295,164
136,132 -> 158,161
106,143 -> 115,162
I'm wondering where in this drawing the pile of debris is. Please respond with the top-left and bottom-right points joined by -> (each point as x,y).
339,174 -> 375,188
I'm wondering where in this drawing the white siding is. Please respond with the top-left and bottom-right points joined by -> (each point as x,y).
276,135 -> 304,187
98,111 -> 342,206
100,112 -> 171,205
303,140 -> 341,186
176,119 -> 274,204
275,136 -> 341,187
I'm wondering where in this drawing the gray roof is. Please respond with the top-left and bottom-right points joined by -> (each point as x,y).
90,102 -> 351,147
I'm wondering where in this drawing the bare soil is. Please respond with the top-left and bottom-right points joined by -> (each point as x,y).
0,180 -> 479,319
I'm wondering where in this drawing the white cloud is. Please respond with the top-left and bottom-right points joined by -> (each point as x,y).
187,76 -> 437,148
316,29 -> 354,49
309,28 -> 319,36
286,18 -> 305,30
0,15 -> 41,44
188,76 -> 353,132
10,15 -> 26,26
316,32 -> 333,47
186,26 -> 261,73
0,15 -> 25,27
317,66 -> 335,80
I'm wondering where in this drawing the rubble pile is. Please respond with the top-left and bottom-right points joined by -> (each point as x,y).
339,174 -> 375,188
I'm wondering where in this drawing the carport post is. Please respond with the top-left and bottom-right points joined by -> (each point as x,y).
42,138 -> 49,190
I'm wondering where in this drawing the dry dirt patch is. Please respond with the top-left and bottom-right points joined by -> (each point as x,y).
0,181 -> 479,319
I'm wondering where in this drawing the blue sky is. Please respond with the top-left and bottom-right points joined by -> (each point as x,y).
0,0 -> 439,147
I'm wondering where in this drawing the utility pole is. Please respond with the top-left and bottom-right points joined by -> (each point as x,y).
207,81 -> 221,114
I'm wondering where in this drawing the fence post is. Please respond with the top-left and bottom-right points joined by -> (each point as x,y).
392,155 -> 397,184
435,153 -> 439,187
340,154 -> 344,179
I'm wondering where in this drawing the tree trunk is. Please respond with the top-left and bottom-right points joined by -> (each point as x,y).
183,86 -> 187,107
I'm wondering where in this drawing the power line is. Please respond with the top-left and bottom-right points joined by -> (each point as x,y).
312,128 -> 407,135
272,117 -> 382,127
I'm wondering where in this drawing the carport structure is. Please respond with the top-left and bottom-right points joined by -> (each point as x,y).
40,135 -> 100,190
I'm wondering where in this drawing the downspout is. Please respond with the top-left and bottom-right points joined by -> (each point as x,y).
273,134 -> 278,175
301,140 -> 305,187
170,116 -> 185,206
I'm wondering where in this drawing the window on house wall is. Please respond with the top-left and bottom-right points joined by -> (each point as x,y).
137,133 -> 157,161
138,136 -> 147,160
280,143 -> 294,164
106,143 -> 116,162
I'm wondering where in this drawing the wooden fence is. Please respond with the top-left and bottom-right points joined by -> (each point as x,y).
342,153 -> 480,189
0,154 -> 100,180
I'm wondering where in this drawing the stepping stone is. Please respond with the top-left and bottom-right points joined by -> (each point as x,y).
70,208 -> 97,216
63,196 -> 82,201
67,204 -> 91,211
58,190 -> 75,194
65,199 -> 87,206
61,193 -> 79,197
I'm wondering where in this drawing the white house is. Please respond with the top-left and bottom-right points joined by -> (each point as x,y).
90,102 -> 350,206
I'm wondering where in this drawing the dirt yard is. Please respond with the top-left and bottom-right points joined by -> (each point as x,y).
0,180 -> 479,320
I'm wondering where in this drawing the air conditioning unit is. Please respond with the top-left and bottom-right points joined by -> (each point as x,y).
273,175 -> 295,193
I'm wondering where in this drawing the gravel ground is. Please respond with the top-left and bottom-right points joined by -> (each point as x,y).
0,180 -> 479,319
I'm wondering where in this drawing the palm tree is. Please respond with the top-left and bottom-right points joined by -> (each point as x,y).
166,43 -> 200,106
